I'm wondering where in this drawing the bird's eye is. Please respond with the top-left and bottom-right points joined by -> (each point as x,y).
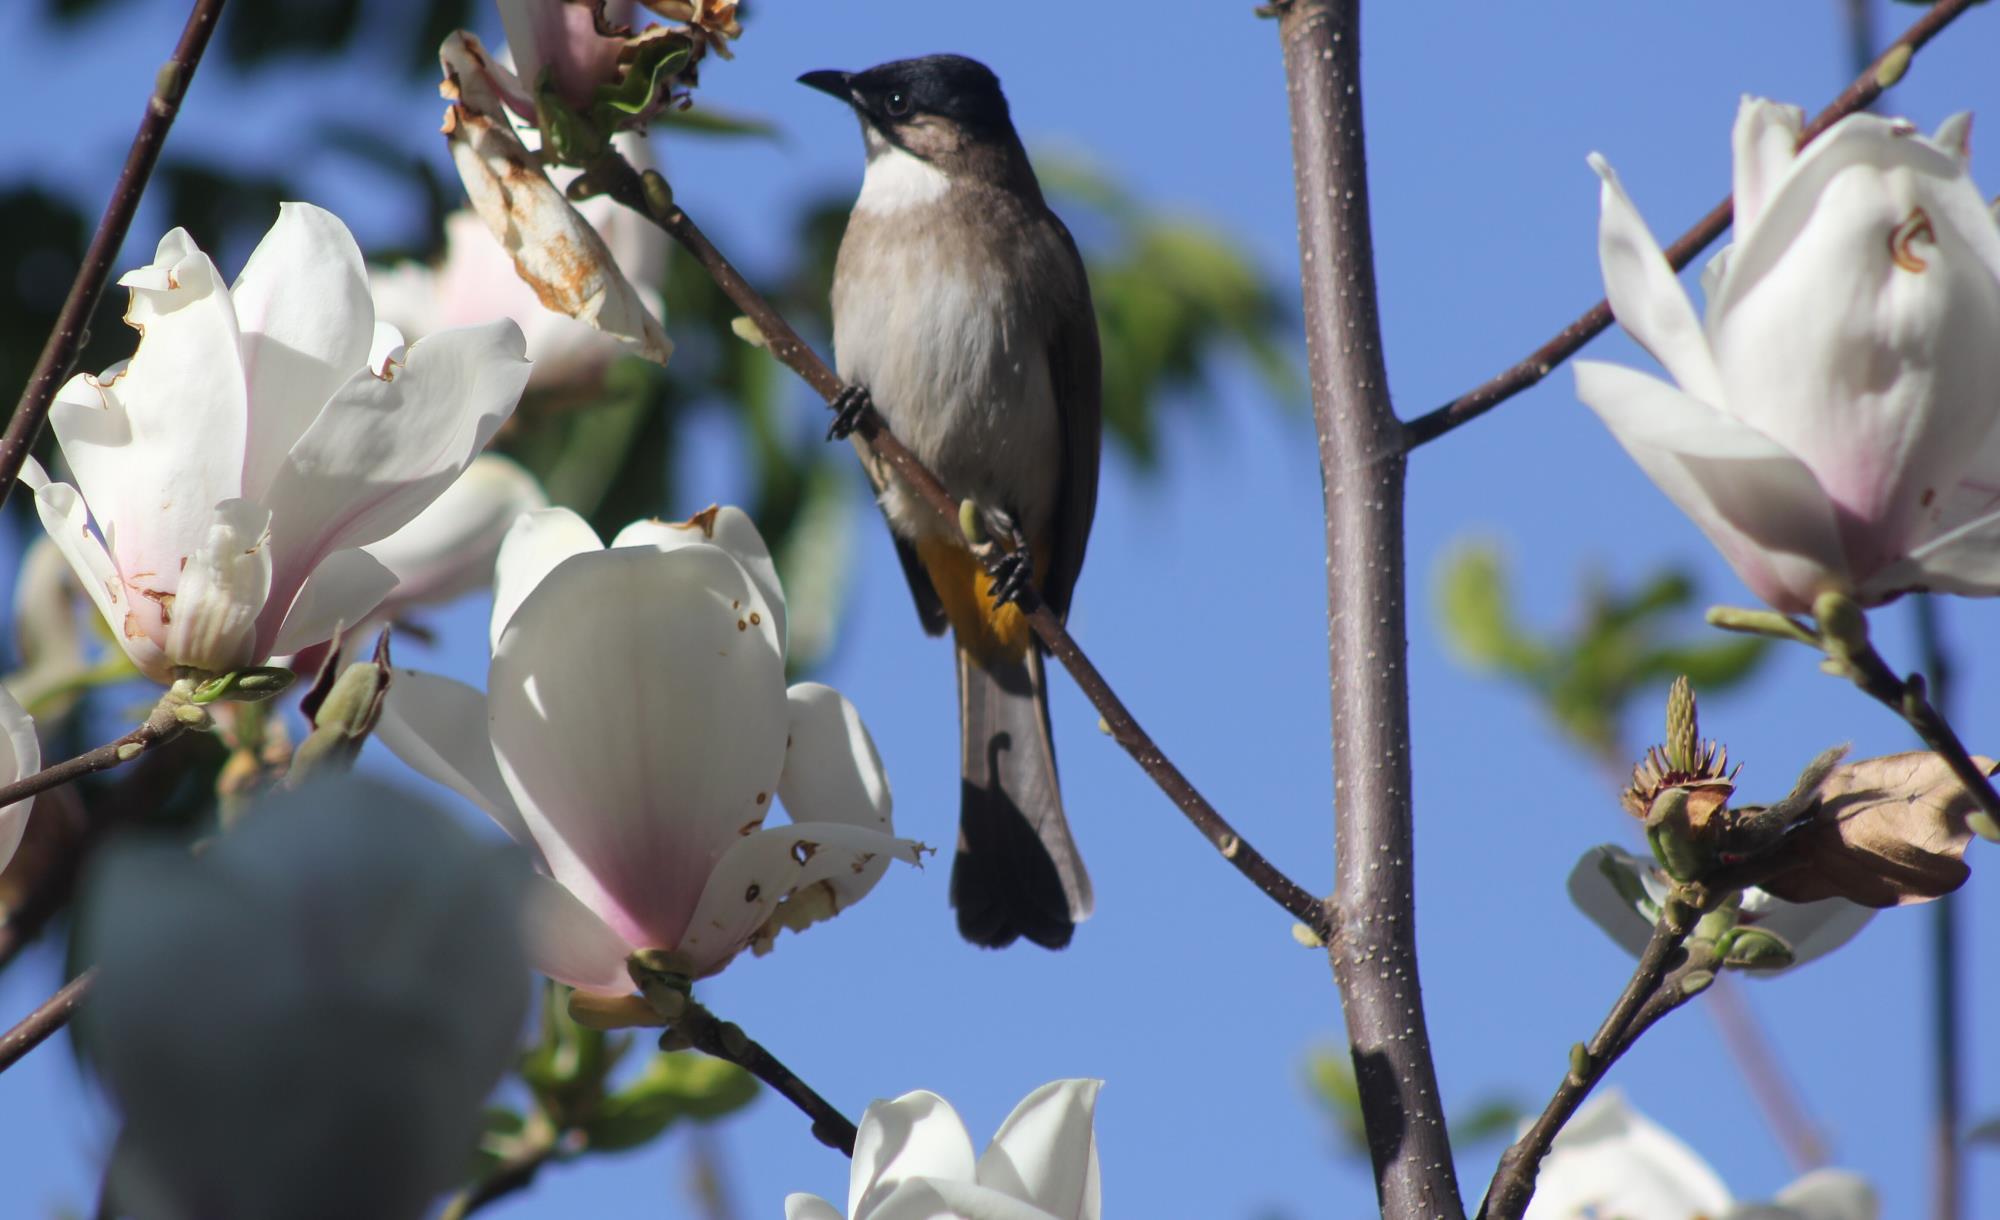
884,91 -> 911,118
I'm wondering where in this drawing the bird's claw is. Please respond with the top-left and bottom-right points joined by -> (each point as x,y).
989,541 -> 1036,609
827,384 -> 873,441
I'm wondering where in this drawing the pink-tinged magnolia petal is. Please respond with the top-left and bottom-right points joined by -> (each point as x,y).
1587,153 -> 1727,407
489,544 -> 786,954
266,547 -> 397,660
232,203 -> 376,503
673,820 -> 922,975
612,505 -> 787,648
1575,360 -> 1847,612
784,1196 -> 846,1220
375,669 -> 535,853
20,459 -> 163,680
1524,1091 -> 1733,1220
1729,97 -> 1804,237
869,1181 -> 1069,1220
978,1080 -> 1102,1220
51,229 -> 248,581
1705,113 -> 2000,559
521,873 -> 635,995
163,499 -> 273,676
498,0 -> 629,112
1870,502 -> 2000,599
0,682 -> 40,874
490,506 -> 604,649
364,454 -> 547,615
256,318 -> 528,646
850,1092 -> 979,1219
441,32 -> 674,366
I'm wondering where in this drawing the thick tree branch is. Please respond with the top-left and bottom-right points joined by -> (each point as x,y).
0,0 -> 226,510
1401,0 -> 1985,449
1273,2 -> 1458,1216
0,967 -> 97,1074
594,160 -> 1334,940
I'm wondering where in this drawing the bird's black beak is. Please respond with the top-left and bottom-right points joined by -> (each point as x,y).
797,69 -> 854,101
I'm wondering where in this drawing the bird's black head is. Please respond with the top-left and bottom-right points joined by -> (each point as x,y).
799,54 -> 1016,155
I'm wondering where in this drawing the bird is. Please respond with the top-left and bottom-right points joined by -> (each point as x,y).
800,54 -> 1102,950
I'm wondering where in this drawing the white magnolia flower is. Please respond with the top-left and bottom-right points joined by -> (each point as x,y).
787,1080 -> 1103,1220
1526,1092 -> 1876,1220
1568,845 -> 1871,974
360,453 -> 548,622
1576,97 -> 2000,613
377,505 -> 920,993
0,684 -> 39,876
24,203 -> 529,684
82,775 -> 529,1220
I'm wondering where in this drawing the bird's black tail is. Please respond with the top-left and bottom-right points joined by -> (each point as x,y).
950,643 -> 1092,949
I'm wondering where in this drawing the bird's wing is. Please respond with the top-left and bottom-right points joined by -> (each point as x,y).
1036,211 -> 1102,625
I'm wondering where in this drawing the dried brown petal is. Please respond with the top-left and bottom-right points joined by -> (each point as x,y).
1760,751 -> 1996,907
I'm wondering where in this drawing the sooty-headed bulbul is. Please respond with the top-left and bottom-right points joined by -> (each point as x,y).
801,55 -> 1100,950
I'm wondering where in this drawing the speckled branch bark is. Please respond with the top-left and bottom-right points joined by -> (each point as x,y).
1273,2 -> 1460,1216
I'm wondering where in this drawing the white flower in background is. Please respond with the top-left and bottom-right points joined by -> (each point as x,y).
82,775 -> 529,1220
360,453 -> 548,623
371,138 -> 668,397
1526,1092 -> 1876,1220
1575,96 -> 2000,614
0,684 -> 39,877
24,204 -> 529,685
1568,845 -> 1872,974
377,505 -> 920,994
787,1079 -> 1103,1220
439,29 -> 674,364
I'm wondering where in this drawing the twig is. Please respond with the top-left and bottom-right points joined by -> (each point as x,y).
0,967 -> 97,1074
1480,919 -> 1708,1220
0,698 -> 195,824
1401,0 -> 1985,449
666,1000 -> 858,1156
0,0 -> 227,511
1913,595 -> 1964,1220
593,160 -> 1334,940
1836,637 -> 2000,833
1271,3 -> 1460,1217
441,1134 -> 558,1220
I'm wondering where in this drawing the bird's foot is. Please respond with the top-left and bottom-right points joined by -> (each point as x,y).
985,518 -> 1038,610
826,384 -> 874,441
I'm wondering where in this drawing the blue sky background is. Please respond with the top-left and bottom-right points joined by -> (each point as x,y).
2,1 -> 1999,1216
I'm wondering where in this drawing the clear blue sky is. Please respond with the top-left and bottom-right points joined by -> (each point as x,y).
2,1 -> 1998,1216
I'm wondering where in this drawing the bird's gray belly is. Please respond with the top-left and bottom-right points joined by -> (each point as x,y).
832,236 -> 1061,545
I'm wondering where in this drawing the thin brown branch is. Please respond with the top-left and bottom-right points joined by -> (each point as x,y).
442,1137 -> 558,1220
1274,2 -> 1459,1216
1841,638 -> 2000,832
1402,0 -> 1985,449
677,1005 -> 857,1156
0,700 -> 194,829
1480,919 -> 1709,1220
0,967 -> 97,1074
593,160 -> 1333,940
0,0 -> 227,511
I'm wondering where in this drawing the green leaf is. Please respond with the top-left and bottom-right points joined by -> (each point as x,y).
1449,1097 -> 1525,1147
1303,1046 -> 1369,1161
580,1052 -> 758,1152
657,105 -> 782,141
596,35 -> 693,118
1433,542 -> 1549,676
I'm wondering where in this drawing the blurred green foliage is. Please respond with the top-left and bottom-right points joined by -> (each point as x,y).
1434,540 -> 1771,767
1306,1045 -> 1521,1164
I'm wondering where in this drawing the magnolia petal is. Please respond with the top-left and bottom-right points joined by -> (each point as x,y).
374,668 -> 535,852
777,684 -> 902,907
53,229 -> 248,584
1734,889 -> 1873,970
1706,112 -> 2000,557
232,203 -> 376,502
521,873 -> 636,995
256,318 -> 528,644
869,1180 -> 1067,1220
1588,153 -> 1727,406
1932,112 -> 1972,163
673,819 -> 919,975
784,1195 -> 846,1220
1754,1169 -> 1880,1220
490,506 -> 605,649
364,454 -> 548,614
368,320 -> 407,375
978,1080 -> 1102,1220
0,683 -> 40,874
1525,1091 -> 1734,1220
489,544 -> 787,954
21,459 -> 163,681
1575,360 -> 1846,613
266,547 -> 397,660
1870,502 -> 2000,599
165,499 -> 273,676
613,505 -> 788,650
496,0 -> 628,112
1698,244 -> 1735,310
1566,845 -> 1659,960
850,1091 -> 980,1220
1730,96 -> 1804,237
442,32 -> 673,365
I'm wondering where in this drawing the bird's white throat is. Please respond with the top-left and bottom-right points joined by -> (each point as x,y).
855,144 -> 950,215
